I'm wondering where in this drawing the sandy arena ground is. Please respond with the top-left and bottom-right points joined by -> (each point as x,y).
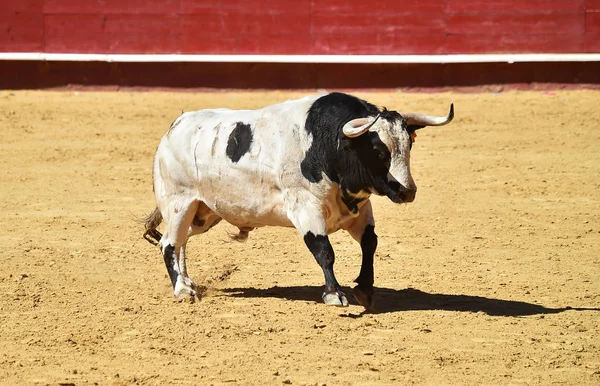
1,89 -> 599,385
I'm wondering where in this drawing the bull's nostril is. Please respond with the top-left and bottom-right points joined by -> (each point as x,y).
404,189 -> 417,203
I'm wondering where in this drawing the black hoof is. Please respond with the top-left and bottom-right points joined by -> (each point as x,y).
353,285 -> 375,312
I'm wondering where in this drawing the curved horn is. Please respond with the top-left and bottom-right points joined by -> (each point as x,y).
342,114 -> 380,138
400,103 -> 454,128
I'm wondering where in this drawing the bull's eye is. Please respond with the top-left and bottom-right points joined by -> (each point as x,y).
368,132 -> 391,165
373,146 -> 388,160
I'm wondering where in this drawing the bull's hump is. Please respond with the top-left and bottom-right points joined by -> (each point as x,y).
226,122 -> 253,163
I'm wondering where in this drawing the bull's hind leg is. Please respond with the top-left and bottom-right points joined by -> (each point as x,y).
177,243 -> 194,289
345,200 -> 377,312
176,202 -> 222,291
159,199 -> 200,299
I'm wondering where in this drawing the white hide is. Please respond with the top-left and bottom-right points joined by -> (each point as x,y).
153,93 -> 411,238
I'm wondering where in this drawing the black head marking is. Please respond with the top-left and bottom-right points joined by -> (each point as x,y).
301,92 -> 381,183
301,93 -> 407,202
226,122 -> 253,163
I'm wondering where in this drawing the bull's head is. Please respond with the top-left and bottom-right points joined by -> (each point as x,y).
341,104 -> 454,203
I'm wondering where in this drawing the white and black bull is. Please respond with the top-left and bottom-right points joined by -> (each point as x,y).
144,92 -> 453,311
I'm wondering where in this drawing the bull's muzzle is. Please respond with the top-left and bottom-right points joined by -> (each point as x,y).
387,181 -> 417,203
400,187 -> 417,203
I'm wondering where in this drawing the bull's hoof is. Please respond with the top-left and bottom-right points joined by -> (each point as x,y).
174,283 -> 198,302
353,285 -> 375,312
322,291 -> 349,307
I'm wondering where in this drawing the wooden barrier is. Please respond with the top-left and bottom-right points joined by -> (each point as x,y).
2,0 -> 598,54
1,1 -> 598,88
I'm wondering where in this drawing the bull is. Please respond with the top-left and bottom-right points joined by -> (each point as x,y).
144,92 -> 453,310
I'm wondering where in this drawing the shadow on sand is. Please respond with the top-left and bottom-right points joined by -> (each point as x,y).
221,285 -> 599,317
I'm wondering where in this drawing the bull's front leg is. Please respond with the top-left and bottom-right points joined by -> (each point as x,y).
346,200 -> 377,312
287,195 -> 348,307
303,232 -> 348,306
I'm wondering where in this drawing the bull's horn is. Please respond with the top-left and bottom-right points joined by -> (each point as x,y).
401,103 -> 454,129
342,114 -> 380,138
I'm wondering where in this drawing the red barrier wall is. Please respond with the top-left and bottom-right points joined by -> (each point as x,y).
1,0 -> 599,55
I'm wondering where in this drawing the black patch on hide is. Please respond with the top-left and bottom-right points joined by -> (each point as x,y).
162,244 -> 178,289
226,122 -> 253,163
341,190 -> 366,214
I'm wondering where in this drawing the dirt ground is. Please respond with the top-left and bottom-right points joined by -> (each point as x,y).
1,89 -> 599,386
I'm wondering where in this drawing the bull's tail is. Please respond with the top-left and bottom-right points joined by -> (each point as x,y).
143,207 -> 163,246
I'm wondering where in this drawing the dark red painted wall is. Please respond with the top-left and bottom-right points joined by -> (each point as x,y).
1,0 -> 599,54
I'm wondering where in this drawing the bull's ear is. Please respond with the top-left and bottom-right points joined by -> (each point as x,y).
407,125 -> 425,133
342,114 -> 380,138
